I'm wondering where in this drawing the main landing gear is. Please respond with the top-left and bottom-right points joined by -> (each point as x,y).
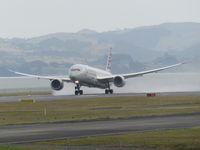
105,89 -> 113,94
74,82 -> 83,95
105,82 -> 113,94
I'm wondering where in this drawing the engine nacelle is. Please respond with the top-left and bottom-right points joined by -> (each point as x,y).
113,76 -> 126,87
51,79 -> 64,90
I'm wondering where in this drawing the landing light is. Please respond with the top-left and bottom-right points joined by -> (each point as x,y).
75,80 -> 79,84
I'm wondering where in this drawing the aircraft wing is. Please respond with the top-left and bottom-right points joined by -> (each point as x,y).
97,62 -> 184,81
9,70 -> 72,82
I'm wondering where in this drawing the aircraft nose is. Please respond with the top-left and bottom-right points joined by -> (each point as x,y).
69,65 -> 86,80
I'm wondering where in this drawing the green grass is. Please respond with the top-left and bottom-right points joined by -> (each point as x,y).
1,95 -> 200,150
0,144 -> 58,150
37,127 -> 200,150
0,144 -> 72,150
0,95 -> 200,125
0,145 -> 26,150
1,127 -> 200,150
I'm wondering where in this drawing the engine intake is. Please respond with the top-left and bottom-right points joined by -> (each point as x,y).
113,76 -> 126,87
51,79 -> 64,90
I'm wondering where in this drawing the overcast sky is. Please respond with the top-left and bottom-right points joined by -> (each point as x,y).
0,0 -> 199,38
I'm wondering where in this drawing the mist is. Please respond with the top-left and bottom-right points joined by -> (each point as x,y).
53,73 -> 200,95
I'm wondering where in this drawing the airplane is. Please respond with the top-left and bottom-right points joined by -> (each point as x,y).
9,48 -> 184,95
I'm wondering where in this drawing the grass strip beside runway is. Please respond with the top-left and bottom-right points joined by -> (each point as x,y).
0,95 -> 200,125
36,127 -> 200,150
1,127 -> 199,150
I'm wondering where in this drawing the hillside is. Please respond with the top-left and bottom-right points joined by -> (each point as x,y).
0,22 -> 200,76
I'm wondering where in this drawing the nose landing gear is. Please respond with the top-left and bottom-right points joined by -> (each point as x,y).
75,83 -> 83,95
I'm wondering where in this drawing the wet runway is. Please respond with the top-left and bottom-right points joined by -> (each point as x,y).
0,93 -> 143,102
0,113 -> 200,144
1,91 -> 200,103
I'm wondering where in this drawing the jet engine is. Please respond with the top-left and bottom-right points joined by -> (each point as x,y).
51,79 -> 64,90
113,76 -> 126,87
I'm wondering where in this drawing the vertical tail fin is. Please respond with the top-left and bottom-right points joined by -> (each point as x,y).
106,47 -> 112,72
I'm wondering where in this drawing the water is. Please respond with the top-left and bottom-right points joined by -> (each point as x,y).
0,73 -> 200,95
0,77 -> 50,93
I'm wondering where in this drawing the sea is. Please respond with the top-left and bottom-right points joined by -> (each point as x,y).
0,73 -> 200,95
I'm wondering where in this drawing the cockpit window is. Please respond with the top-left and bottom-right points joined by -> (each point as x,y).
71,68 -> 80,71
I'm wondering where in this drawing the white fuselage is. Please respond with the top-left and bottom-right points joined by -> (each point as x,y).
69,64 -> 111,89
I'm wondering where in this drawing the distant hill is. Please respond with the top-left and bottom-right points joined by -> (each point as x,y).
1,22 -> 200,76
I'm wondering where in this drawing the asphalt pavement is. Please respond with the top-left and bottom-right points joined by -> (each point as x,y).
0,113 -> 200,144
1,91 -> 200,102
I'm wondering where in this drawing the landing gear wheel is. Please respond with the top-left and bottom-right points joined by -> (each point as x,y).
79,90 -> 83,95
105,89 -> 109,94
105,82 -> 113,94
75,90 -> 79,95
74,83 -> 83,95
105,89 -> 113,94
109,89 -> 113,94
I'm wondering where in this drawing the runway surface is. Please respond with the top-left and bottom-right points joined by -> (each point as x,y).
0,113 -> 200,144
1,91 -> 200,102
0,93 -> 145,102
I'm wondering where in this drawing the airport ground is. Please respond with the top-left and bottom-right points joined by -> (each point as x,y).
0,93 -> 200,149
